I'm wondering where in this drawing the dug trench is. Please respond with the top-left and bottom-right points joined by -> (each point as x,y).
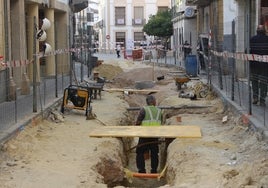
90,93 -> 219,188
88,62 -> 216,187
87,62 -> 268,187
0,61 -> 267,188
89,90 -> 268,188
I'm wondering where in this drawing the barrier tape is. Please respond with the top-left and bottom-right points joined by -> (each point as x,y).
210,50 -> 268,63
1,46 -> 268,68
1,59 -> 32,68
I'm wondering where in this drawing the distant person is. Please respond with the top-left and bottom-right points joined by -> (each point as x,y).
197,40 -> 205,71
92,43 -> 97,53
250,25 -> 268,106
116,44 -> 121,58
183,41 -> 192,59
135,95 -> 162,174
93,42 -> 98,53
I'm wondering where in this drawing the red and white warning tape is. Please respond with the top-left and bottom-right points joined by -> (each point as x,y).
210,50 -> 268,63
1,59 -> 32,68
2,46 -> 268,68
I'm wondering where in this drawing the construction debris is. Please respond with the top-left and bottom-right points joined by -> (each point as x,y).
178,90 -> 197,100
48,110 -> 64,123
222,115 -> 228,123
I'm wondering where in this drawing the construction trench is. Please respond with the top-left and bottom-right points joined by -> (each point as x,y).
84,63 -> 268,188
1,62 -> 268,187
89,94 -> 205,188
86,64 -> 218,187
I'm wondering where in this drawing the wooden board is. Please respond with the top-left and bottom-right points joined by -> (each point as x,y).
103,88 -> 159,94
89,125 -> 202,138
127,105 -> 212,111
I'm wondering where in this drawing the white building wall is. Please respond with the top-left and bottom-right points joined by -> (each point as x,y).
172,0 -> 197,66
223,0 -> 236,34
235,0 -> 259,78
98,0 -> 170,52
236,0 -> 246,53
145,0 -> 157,18
126,0 -> 133,47
203,6 -> 210,34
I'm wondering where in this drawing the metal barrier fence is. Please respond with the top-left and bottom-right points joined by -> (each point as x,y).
142,47 -> 267,128
138,21 -> 267,129
0,74 -> 70,131
207,51 -> 268,128
0,60 -> 96,134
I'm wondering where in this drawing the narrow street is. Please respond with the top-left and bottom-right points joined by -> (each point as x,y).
0,0 -> 268,187
0,57 -> 267,188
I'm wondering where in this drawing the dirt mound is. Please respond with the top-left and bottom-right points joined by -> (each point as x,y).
93,64 -> 123,80
93,64 -> 162,88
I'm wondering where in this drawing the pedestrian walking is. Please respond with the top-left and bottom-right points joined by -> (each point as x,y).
250,25 -> 268,106
116,44 -> 121,58
135,95 -> 162,174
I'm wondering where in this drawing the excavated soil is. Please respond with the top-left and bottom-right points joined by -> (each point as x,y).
0,59 -> 267,188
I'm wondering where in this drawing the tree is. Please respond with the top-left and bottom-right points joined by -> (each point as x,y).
143,9 -> 173,47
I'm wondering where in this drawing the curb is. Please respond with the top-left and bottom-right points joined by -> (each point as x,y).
212,84 -> 267,139
0,98 -> 63,144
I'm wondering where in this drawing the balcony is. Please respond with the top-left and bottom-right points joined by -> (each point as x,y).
186,0 -> 211,6
132,18 -> 146,26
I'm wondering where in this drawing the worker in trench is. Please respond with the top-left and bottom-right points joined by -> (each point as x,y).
135,95 -> 163,174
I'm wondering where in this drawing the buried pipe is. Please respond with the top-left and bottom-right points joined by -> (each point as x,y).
124,164 -> 167,182
123,140 -> 173,183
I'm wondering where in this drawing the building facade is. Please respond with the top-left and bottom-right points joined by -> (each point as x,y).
171,0 -> 197,66
176,0 -> 268,77
97,0 -> 171,52
0,0 -> 84,102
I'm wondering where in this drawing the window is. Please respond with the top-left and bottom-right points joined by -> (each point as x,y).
133,7 -> 144,25
116,32 -> 125,47
115,7 -> 125,25
134,32 -> 144,47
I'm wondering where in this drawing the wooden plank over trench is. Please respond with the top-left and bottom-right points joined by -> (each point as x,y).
89,125 -> 202,138
103,88 -> 159,94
